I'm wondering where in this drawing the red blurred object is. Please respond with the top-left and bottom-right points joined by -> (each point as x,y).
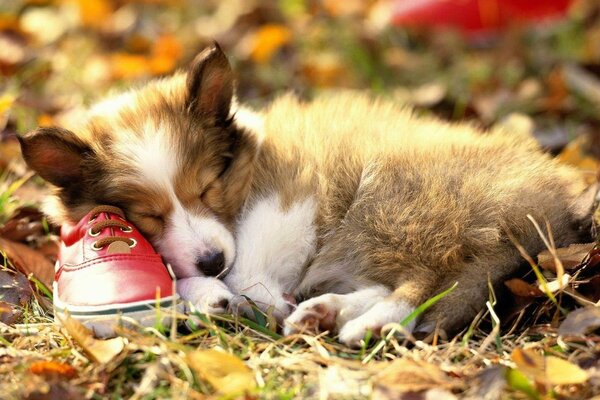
392,0 -> 573,34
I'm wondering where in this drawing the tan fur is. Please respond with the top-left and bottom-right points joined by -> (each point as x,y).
249,93 -> 591,331
20,47 -> 594,333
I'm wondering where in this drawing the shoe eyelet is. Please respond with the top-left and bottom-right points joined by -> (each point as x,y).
88,227 -> 101,237
121,226 -> 133,233
129,238 -> 137,248
87,214 -> 98,224
91,242 -> 103,251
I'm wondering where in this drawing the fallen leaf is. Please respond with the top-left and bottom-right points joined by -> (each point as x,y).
557,134 -> 600,184
512,348 -> 589,385
545,356 -> 588,385
150,34 -> 183,75
0,92 -> 15,116
0,237 -> 53,288
60,316 -> 126,364
0,269 -> 32,324
186,349 -> 256,395
505,278 -> 544,297
511,348 -> 545,383
75,0 -> 114,29
0,206 -> 46,242
250,24 -> 292,64
110,53 -> 151,80
538,243 -> 595,272
29,360 -> 77,379
558,307 -> 600,336
375,358 -> 461,395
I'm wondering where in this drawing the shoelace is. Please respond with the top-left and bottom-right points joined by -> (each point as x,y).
87,205 -> 136,250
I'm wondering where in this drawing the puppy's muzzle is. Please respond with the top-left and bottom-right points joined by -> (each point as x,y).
195,251 -> 225,277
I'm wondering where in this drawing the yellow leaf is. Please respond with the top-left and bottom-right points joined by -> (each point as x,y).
512,348 -> 589,385
60,316 -> 125,364
0,93 -> 15,116
186,349 -> 255,395
251,24 -> 292,64
546,356 -> 589,385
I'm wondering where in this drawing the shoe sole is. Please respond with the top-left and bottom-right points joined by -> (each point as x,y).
54,286 -> 184,338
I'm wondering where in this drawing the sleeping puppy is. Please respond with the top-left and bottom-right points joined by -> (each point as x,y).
19,44 -> 595,345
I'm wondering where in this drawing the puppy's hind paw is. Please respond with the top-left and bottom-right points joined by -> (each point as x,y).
283,295 -> 339,336
338,299 -> 416,348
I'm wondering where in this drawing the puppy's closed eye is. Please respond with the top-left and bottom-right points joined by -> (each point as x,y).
128,211 -> 166,236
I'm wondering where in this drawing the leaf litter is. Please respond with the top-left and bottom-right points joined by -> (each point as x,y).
1,0 -> 600,398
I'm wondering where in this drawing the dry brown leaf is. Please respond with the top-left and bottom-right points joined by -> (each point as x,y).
559,307 -> 600,336
0,269 -> 32,324
511,348 -> 545,383
537,243 -> 595,272
186,349 -> 256,395
505,278 -> 544,298
557,134 -> 600,185
0,206 -> 46,242
375,358 -> 461,395
512,348 -> 589,385
250,24 -> 292,64
60,317 -> 125,364
0,237 -> 53,288
150,34 -> 183,75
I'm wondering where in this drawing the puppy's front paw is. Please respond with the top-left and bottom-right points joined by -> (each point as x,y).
177,276 -> 234,314
338,299 -> 416,347
283,294 -> 338,336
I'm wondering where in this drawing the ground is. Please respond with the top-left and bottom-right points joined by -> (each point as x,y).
1,0 -> 600,399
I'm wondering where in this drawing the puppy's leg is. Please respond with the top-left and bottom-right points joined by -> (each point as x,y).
338,295 -> 417,347
283,285 -> 390,336
178,276 -> 234,314
224,193 -> 318,320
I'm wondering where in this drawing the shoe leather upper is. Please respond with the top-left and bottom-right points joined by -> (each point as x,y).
57,208 -> 174,307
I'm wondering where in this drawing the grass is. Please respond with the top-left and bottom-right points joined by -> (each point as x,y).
2,0 -> 600,397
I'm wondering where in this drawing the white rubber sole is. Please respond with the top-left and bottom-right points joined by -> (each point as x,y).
54,287 -> 184,338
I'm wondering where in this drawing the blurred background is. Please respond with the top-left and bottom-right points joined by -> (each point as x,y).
0,0 -> 599,209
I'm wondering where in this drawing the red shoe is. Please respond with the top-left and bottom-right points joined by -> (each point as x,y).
392,0 -> 572,35
55,205 -> 180,336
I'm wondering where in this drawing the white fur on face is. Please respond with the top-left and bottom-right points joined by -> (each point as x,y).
157,202 -> 235,278
224,194 -> 317,319
115,122 -> 235,278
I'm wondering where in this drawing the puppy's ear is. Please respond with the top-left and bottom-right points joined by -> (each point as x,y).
186,42 -> 233,125
18,127 -> 93,188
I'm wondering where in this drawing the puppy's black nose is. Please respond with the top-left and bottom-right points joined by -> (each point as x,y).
195,251 -> 225,277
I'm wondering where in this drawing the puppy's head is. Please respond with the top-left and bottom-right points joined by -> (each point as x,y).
19,44 -> 258,278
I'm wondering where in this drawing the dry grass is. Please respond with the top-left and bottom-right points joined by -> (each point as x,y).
2,243 -> 600,400
2,0 -> 600,398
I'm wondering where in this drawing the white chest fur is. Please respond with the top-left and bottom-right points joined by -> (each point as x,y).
224,193 -> 317,318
